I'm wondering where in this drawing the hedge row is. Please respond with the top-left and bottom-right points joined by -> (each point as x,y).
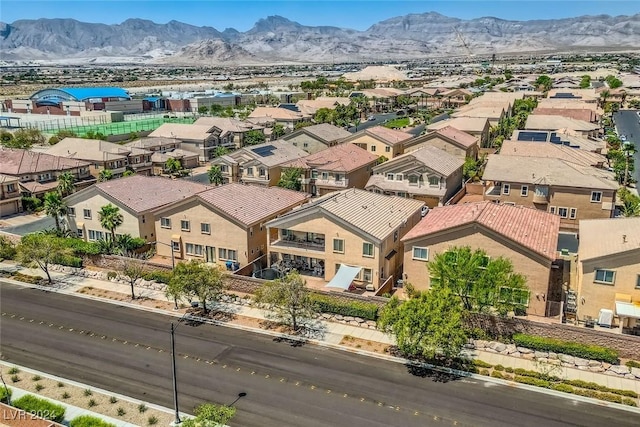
563,379 -> 638,398
513,375 -> 551,388
62,239 -> 101,256
310,294 -> 379,320
11,394 -> 66,423
70,415 -> 116,427
512,333 -> 619,364
0,386 -> 11,403
142,270 -> 172,284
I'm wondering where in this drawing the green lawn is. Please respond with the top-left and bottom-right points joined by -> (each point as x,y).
383,117 -> 410,129
65,117 -> 196,137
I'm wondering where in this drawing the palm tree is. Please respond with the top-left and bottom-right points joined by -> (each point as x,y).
56,172 -> 75,197
599,90 -> 610,110
208,165 -> 224,185
98,169 -> 114,182
98,203 -> 124,243
43,191 -> 67,233
165,157 -> 182,176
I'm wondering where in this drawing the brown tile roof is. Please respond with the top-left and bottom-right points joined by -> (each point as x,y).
525,115 -> 599,132
499,140 -> 606,168
197,183 -> 308,226
150,149 -> 199,163
282,144 -> 378,173
532,108 -> 598,123
249,107 -> 307,120
363,126 -> 413,146
1,403 -> 63,427
93,175 -> 210,213
123,137 -> 179,149
578,217 -> 640,261
193,117 -> 262,133
0,173 -> 19,184
432,126 -> 479,149
427,117 -> 489,133
0,148 -> 89,175
402,201 -> 560,260
283,123 -> 351,143
148,123 -> 214,141
45,138 -> 151,161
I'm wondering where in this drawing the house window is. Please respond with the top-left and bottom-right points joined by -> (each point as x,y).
68,207 -> 76,216
549,206 -> 556,215
412,247 -> 429,261
201,223 -> 210,234
311,170 -> 318,179
521,185 -> 528,197
161,217 -> 171,228
247,167 -> 254,177
386,173 -> 394,181
322,172 -> 329,180
636,275 -> 640,289
385,146 -> 391,153
88,230 -> 96,241
228,250 -> 237,261
428,176 -> 439,186
362,242 -> 374,257
77,228 -> 84,238
335,174 -> 343,182
394,230 -> 398,242
181,220 -> 190,231
591,191 -> 602,203
303,143 -> 309,148
186,243 -> 195,255
220,165 -> 228,173
218,248 -> 227,259
259,168 -> 266,177
594,269 -> 615,285
362,268 -> 373,283
502,184 -> 510,195
171,241 -> 180,251
83,209 -> 91,219
333,238 -> 345,253
7,183 -> 16,192
569,208 -> 577,219
396,174 -> 403,181
408,175 -> 418,185
371,145 -> 376,152
558,207 -> 568,218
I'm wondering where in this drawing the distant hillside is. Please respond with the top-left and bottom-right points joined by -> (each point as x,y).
1,13 -> 639,64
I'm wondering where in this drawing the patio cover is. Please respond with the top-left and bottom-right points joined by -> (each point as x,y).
325,264 -> 362,290
615,301 -> 640,320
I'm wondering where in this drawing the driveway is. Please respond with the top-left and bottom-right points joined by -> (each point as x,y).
0,213 -> 55,236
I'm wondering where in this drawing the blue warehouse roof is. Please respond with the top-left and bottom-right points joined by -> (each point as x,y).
31,87 -> 131,102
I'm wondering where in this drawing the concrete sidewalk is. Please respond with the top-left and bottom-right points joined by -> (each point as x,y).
2,260 -> 639,396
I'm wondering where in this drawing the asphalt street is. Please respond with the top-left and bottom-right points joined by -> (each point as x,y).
613,110 -> 640,186
1,283 -> 639,427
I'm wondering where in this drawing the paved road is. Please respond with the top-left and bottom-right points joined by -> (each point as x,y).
347,113 -> 397,133
1,216 -> 55,236
1,283 -> 638,427
613,110 -> 640,186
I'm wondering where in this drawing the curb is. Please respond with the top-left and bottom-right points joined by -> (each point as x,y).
3,277 -> 640,414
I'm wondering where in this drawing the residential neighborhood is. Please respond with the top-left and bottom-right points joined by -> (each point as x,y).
1,6 -> 640,427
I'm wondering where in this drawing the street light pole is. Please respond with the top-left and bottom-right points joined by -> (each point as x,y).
170,322 -> 181,426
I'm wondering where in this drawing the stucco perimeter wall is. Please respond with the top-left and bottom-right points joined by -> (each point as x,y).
467,313 -> 640,359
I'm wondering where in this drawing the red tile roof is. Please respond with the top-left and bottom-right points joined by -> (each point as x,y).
402,201 -> 559,260
365,126 -> 413,146
197,183 -> 309,226
0,148 -> 89,175
95,175 -> 210,213
282,144 -> 378,172
433,126 -> 479,148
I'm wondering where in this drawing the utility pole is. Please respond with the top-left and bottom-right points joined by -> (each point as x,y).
170,322 -> 181,426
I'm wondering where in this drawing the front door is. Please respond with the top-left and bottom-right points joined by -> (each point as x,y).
205,246 -> 215,263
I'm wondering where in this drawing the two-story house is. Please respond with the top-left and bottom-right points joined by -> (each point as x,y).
154,184 -> 308,269
341,126 -> 413,160
482,155 -> 619,232
123,137 -> 199,174
402,202 -> 561,317
282,144 -> 378,196
403,126 -> 479,160
576,218 -> 640,331
248,107 -> 310,130
365,145 -> 464,207
210,141 -> 308,187
524,115 -> 600,139
65,175 -> 209,242
499,140 -> 607,169
427,117 -> 491,148
46,138 -> 153,177
266,189 -> 425,291
281,123 -> 352,154
148,123 -> 222,161
0,148 -> 94,198
193,117 -> 265,149
0,174 -> 21,217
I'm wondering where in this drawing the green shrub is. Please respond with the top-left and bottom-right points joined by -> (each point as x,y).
109,396 -> 117,404
107,271 -> 118,280
512,368 -> 559,382
512,334 -> 619,364
22,196 -> 42,212
563,379 -> 638,398
8,367 -> 20,375
57,382 -> 64,388
12,394 -> 66,422
32,375 -> 42,382
480,369 -> 490,376
88,398 -> 97,407
310,294 -> 379,320
0,236 -> 17,260
143,270 -> 172,284
551,383 -> 575,394
513,376 -> 551,388
53,254 -> 83,268
35,384 -> 44,392
83,389 -> 93,397
622,398 -> 638,407
116,407 -> 126,416
493,364 -> 505,371
626,360 -> 640,369
138,403 -> 148,413
62,238 -> 101,256
11,375 -> 20,383
148,415 -> 159,425
0,386 -> 11,403
12,272 -> 43,285
505,367 -> 514,373
491,371 -> 504,379
473,360 -> 493,368
70,415 -> 116,427
61,392 -> 70,399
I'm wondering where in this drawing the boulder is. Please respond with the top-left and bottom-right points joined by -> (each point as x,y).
574,357 -> 589,367
608,365 -> 630,375
505,344 -> 518,354
517,346 -> 533,354
559,354 -> 575,364
624,373 -> 636,380
548,352 -> 558,360
475,340 -> 489,349
537,357 -> 549,364
602,362 -> 612,371
587,360 -> 601,368
534,351 -> 548,359
588,366 -> 605,373
492,343 -> 507,353
511,352 -> 521,358
547,359 -> 561,366
522,352 -> 535,360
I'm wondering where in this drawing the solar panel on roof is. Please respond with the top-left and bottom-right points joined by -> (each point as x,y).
251,145 -> 276,157
517,131 -> 548,142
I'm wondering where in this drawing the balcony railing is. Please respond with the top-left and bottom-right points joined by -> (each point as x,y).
271,238 -> 325,252
316,178 -> 349,187
485,185 -> 502,198
533,186 -> 549,204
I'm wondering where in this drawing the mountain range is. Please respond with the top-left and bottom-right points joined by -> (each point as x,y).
1,12 -> 639,64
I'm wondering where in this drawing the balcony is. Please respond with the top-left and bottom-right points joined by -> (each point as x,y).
484,185 -> 502,200
271,231 -> 325,252
316,178 -> 349,188
533,186 -> 549,204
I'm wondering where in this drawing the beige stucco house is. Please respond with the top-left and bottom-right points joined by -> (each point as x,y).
192,117 -> 265,149
0,174 -> 21,217
342,126 -> 413,160
154,183 -> 308,270
576,218 -> 640,330
403,126 -> 479,160
282,144 -> 378,196
281,123 -> 351,154
366,145 -> 464,208
402,202 -> 561,317
482,155 -> 618,232
266,189 -> 425,290
427,117 -> 491,148
64,175 -> 209,242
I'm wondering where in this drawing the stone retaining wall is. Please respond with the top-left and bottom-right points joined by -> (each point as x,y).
470,340 -> 640,380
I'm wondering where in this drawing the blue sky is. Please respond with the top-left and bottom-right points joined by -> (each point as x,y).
2,1 -> 639,31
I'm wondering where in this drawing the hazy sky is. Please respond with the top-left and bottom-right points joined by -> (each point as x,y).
2,1 -> 639,31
